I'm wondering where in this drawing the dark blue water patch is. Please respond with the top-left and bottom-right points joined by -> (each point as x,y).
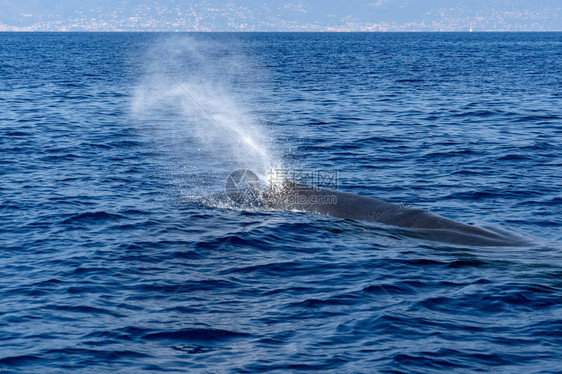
60,211 -> 126,224
415,288 -> 559,315
143,328 -> 251,342
388,348 -> 542,372
0,355 -> 44,368
444,188 -> 541,200
40,347 -> 151,364
42,304 -> 126,318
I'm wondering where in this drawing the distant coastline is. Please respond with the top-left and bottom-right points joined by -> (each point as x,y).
1,30 -> 561,33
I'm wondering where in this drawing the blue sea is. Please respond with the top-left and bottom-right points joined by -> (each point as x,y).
1,32 -> 561,373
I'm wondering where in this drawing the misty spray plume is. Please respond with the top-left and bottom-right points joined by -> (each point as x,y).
131,36 -> 278,198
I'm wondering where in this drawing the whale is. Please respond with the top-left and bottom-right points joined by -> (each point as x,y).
262,181 -> 530,247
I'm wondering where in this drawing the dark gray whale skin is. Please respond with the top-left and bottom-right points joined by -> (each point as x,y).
264,182 -> 530,247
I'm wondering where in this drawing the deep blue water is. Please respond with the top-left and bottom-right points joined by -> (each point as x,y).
1,32 -> 561,373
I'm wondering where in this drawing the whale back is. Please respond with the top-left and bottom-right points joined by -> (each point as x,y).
264,181 -> 530,247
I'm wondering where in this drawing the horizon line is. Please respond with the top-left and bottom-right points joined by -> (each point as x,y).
1,30 -> 561,33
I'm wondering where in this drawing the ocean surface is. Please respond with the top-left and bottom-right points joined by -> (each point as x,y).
1,32 -> 561,373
